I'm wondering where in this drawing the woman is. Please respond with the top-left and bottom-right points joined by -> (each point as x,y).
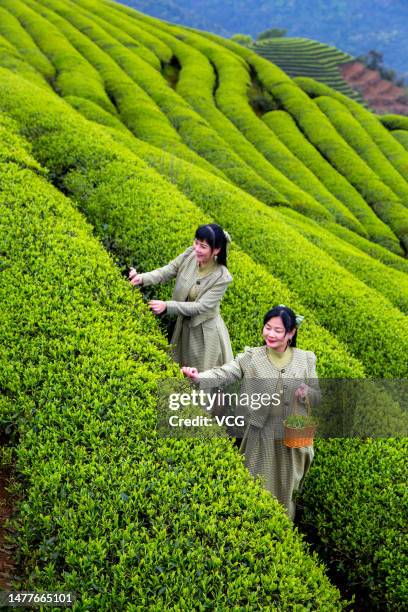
182,305 -> 320,520
129,223 -> 233,372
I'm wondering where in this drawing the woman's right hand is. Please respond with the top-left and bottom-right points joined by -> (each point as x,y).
181,367 -> 199,382
129,268 -> 143,286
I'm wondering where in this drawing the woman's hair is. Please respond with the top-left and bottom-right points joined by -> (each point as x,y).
195,223 -> 228,267
263,305 -> 298,347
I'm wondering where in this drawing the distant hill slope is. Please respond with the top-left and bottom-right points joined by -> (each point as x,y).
253,38 -> 408,115
120,0 -> 408,75
252,38 -> 365,105
340,61 -> 408,115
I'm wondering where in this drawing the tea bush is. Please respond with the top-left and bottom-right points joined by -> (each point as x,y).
299,438 -> 408,610
0,115 -> 346,611
296,77 -> 408,189
0,6 -> 54,82
1,0 -> 116,113
315,96 -> 408,208
278,207 -> 408,313
34,0 -> 292,207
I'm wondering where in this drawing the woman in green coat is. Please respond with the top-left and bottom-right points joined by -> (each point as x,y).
182,305 -> 320,520
129,223 -> 233,372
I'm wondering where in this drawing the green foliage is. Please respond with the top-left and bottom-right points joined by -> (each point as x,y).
267,81 -> 405,252
1,0 -> 117,114
295,77 -> 408,197
315,95 -> 408,209
299,439 -> 408,610
380,113 -> 408,131
253,37 -> 363,103
67,0 -> 290,206
0,69 -> 365,379
29,0 -> 224,177
0,113 -> 345,612
278,207 -> 408,314
257,28 -> 287,40
160,25 -> 334,220
230,33 -> 253,46
0,6 -> 54,82
393,130 -> 408,152
1,3 -> 408,607
284,414 -> 317,428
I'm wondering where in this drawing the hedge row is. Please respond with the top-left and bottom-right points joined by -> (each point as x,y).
77,0 -> 174,65
85,100 -> 408,317
264,81 -> 405,252
73,4 -> 162,72
252,37 -> 363,103
0,27 -> 50,91
262,109 -> 382,238
195,32 -> 402,251
0,67 -> 366,379
169,27 -> 342,221
299,439 -> 408,610
319,221 -> 408,275
1,0 -> 117,115
277,207 -> 408,313
22,0 -> 222,178
15,65 -> 406,378
380,113 -> 408,131
243,63 -> 408,247
0,118 -> 348,609
35,70 -> 407,376
315,95 -> 408,208
393,130 -> 408,152
95,4 -> 293,207
0,6 -> 54,84
34,0 -> 292,207
295,77 -> 408,194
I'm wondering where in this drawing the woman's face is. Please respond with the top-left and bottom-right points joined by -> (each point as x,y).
193,238 -> 220,265
262,316 -> 295,352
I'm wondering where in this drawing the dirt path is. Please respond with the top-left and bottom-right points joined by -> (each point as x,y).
0,466 -> 16,589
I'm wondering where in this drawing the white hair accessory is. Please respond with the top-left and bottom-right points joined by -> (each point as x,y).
223,230 -> 232,244
278,304 -> 304,327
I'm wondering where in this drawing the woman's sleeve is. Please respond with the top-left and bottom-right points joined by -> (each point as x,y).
165,274 -> 231,317
139,249 -> 191,287
197,349 -> 251,389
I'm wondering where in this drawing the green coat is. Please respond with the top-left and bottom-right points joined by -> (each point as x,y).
139,247 -> 233,371
198,346 -> 320,520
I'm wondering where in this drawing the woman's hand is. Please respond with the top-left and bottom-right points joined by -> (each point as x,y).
129,268 -> 143,286
181,367 -> 199,382
148,300 -> 167,315
295,383 -> 309,400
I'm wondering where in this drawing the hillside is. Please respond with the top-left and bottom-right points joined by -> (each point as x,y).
120,0 -> 408,75
341,60 -> 408,115
252,37 -> 365,105
0,0 -> 407,609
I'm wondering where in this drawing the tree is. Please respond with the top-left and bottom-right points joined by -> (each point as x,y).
231,34 -> 253,47
257,28 -> 287,40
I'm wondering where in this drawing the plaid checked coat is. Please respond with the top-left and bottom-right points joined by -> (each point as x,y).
139,247 -> 233,371
198,346 -> 320,520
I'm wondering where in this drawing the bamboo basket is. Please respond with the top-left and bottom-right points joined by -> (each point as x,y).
283,396 -> 317,448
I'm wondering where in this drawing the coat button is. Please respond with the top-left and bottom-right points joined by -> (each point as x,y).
281,368 -> 285,373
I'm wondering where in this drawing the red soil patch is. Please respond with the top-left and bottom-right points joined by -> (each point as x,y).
340,61 -> 408,116
0,467 -> 17,589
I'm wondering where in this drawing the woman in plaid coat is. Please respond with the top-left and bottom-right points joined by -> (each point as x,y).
182,305 -> 320,520
129,224 -> 233,372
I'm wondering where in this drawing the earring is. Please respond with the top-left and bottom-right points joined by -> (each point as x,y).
214,254 -> 218,262
288,338 -> 292,346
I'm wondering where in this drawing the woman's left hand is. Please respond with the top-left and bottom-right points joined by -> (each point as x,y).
148,300 -> 167,315
295,383 -> 309,400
